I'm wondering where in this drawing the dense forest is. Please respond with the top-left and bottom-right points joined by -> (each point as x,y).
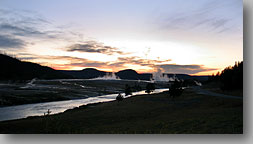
0,53 -> 72,80
208,61 -> 243,90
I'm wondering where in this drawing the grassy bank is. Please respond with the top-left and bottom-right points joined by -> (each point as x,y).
0,80 -> 168,107
0,88 -> 243,134
202,82 -> 243,97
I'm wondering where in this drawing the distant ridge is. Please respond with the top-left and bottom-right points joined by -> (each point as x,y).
59,68 -> 106,79
116,69 -> 139,80
0,53 -> 208,81
60,68 -> 208,81
0,54 -> 72,80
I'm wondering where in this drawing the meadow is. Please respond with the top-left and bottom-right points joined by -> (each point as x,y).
0,87 -> 243,134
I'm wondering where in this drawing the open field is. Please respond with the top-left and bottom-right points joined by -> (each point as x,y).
202,82 -> 243,97
0,79 -> 167,107
0,87 -> 243,134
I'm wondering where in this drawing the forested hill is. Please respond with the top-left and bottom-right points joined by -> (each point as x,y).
0,54 -> 72,80
0,53 -> 209,81
208,61 -> 243,90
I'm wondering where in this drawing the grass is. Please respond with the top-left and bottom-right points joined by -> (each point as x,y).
0,87 -> 243,134
0,93 -> 69,106
202,82 -> 243,97
0,80 -> 167,107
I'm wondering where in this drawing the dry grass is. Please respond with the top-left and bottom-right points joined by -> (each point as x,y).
0,88 -> 243,134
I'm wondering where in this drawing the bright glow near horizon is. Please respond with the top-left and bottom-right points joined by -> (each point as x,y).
0,0 -> 243,75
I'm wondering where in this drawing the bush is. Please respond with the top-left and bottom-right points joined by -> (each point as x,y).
125,84 -> 132,96
145,83 -> 155,94
169,80 -> 183,99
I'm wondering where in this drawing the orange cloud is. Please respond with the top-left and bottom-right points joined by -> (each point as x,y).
16,53 -> 217,75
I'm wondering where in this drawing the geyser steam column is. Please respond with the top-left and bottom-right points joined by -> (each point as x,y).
151,68 -> 176,82
93,72 -> 121,80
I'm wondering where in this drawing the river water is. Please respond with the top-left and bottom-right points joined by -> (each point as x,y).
0,88 -> 169,122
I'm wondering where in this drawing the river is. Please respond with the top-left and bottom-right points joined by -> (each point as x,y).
0,88 -> 169,122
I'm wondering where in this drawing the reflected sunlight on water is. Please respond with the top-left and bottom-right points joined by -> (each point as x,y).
0,88 -> 168,121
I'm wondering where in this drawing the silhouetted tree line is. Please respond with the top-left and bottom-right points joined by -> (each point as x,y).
169,80 -> 184,99
0,53 -> 72,80
124,83 -> 156,95
116,83 -> 155,101
123,83 -> 141,96
125,84 -> 132,96
208,61 -> 243,90
145,83 -> 155,94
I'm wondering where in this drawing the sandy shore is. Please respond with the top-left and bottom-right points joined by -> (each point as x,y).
0,88 -> 243,134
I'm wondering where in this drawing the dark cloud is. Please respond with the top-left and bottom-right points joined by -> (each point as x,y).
14,53 -> 40,61
0,34 -> 25,49
59,55 -> 171,69
211,19 -> 230,30
115,56 -> 171,67
48,56 -> 109,70
48,56 -> 216,74
67,41 -> 126,55
15,53 -> 216,74
0,23 -> 45,36
0,22 -> 65,40
0,8 -> 81,50
22,55 -> 108,69
0,8 -> 52,31
157,64 -> 217,74
0,8 -> 53,37
159,0 -> 241,34
162,14 -> 231,34
67,62 -> 106,68
17,54 -> 171,71
0,9 -> 51,50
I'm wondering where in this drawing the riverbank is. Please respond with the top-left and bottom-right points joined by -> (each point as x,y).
0,88 -> 169,121
0,87 -> 243,134
0,79 -> 167,107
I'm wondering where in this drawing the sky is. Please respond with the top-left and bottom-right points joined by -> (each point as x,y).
0,0 -> 243,75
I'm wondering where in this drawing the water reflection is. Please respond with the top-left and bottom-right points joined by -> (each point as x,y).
0,88 -> 168,122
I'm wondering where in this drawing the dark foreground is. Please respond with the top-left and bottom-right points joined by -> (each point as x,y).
0,88 -> 243,134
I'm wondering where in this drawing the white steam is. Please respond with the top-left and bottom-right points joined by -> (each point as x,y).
151,68 -> 177,82
93,73 -> 120,80
20,78 -> 37,88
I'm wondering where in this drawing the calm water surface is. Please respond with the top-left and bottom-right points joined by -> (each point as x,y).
0,88 -> 169,121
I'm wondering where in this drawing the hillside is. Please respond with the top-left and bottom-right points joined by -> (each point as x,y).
0,53 -> 208,81
59,68 -> 106,79
116,69 -> 139,80
0,54 -> 72,80
60,68 -> 208,81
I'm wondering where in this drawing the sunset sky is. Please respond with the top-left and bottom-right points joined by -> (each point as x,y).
0,0 -> 243,75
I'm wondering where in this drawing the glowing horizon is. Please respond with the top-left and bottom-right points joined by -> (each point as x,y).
0,0 -> 243,75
